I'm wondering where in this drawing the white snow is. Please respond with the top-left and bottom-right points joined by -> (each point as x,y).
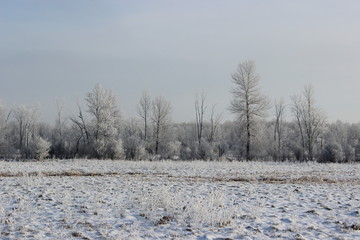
1,160 -> 359,239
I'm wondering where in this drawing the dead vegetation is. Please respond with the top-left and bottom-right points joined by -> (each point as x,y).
350,223 -> 360,231
0,169 -> 359,185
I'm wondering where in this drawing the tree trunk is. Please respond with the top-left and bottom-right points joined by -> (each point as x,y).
308,140 -> 313,161
155,121 -> 160,155
246,114 -> 251,161
144,117 -> 147,142
277,135 -> 281,161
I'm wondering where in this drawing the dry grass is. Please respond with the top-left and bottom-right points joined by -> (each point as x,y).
0,170 -> 358,185
350,223 -> 360,231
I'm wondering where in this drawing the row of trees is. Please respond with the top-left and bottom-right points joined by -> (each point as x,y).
0,61 -> 359,162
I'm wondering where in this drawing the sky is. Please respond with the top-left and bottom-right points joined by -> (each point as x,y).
1,0 -> 360,123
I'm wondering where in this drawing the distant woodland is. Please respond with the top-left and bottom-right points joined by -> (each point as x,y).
1,60 -> 359,162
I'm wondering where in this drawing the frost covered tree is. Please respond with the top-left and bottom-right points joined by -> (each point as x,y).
319,123 -> 347,163
229,60 -> 269,160
13,105 -> 39,158
86,84 -> 122,158
326,121 -> 355,162
52,101 -> 70,158
151,96 -> 172,155
0,103 -> 7,145
164,140 -> 181,160
274,99 -> 286,160
137,91 -> 151,142
291,84 -> 326,161
195,93 -> 206,144
70,105 -> 91,157
0,102 -> 11,155
31,135 -> 51,160
122,118 -> 146,160
71,84 -> 122,159
207,104 -> 221,145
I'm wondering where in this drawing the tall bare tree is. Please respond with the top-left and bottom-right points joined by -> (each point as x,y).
274,99 -> 286,160
207,104 -> 221,145
195,93 -> 206,144
137,91 -> 151,142
229,60 -> 269,160
54,101 -> 66,141
151,96 -> 171,155
291,95 -> 306,160
52,101 -> 69,158
291,84 -> 326,161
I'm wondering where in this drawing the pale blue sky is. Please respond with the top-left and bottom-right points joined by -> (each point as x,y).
1,1 -> 360,123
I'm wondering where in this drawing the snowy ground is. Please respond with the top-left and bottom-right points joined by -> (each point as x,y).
0,160 -> 359,239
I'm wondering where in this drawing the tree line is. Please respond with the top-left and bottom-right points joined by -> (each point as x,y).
0,60 -> 359,162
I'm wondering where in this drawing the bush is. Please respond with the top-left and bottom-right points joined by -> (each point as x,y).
31,135 -> 51,160
163,141 -> 181,160
123,136 -> 146,160
320,142 -> 343,163
108,139 -> 125,159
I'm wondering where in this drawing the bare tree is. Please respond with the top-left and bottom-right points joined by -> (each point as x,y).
54,101 -> 67,141
291,95 -> 306,160
291,84 -> 326,161
122,118 -> 146,160
13,105 -> 39,158
195,93 -> 206,144
0,102 -> 12,155
137,91 -> 151,142
229,60 -> 269,160
52,101 -> 69,158
207,104 -> 221,145
70,104 -> 90,145
151,96 -> 172,155
274,99 -> 286,160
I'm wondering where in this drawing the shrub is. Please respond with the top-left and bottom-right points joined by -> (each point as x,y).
31,135 -> 51,160
320,142 -> 343,163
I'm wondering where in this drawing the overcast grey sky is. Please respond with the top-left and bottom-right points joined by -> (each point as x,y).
1,0 -> 360,123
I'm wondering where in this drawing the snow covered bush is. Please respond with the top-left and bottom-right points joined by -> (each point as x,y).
108,139 -> 125,159
123,136 -> 147,160
163,141 -> 181,160
180,190 -> 235,228
320,142 -> 343,163
94,139 -> 107,158
31,135 -> 51,160
134,184 -> 236,228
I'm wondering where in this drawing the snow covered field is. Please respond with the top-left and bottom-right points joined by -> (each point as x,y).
0,160 -> 359,239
